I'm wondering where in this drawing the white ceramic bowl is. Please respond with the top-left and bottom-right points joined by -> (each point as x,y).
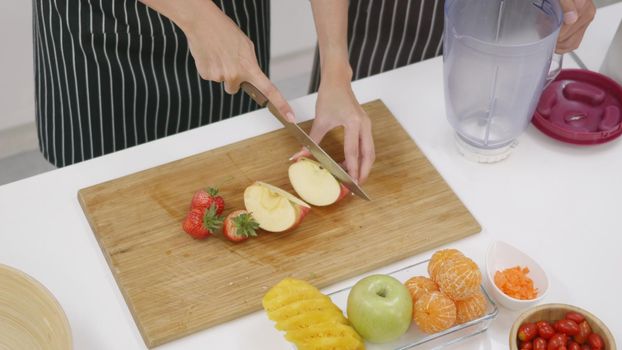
485,241 -> 548,310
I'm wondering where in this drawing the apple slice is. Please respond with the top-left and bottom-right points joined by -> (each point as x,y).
244,181 -> 310,233
288,157 -> 350,206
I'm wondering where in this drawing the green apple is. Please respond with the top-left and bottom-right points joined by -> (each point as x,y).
347,274 -> 412,343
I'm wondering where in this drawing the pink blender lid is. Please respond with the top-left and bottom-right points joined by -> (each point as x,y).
532,69 -> 622,145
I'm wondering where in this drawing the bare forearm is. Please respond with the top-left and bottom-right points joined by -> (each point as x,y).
138,0 -> 219,34
310,0 -> 352,84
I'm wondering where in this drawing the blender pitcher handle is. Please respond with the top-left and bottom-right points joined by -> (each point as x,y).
544,53 -> 563,88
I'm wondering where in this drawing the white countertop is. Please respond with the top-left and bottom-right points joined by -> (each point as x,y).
1,4 -> 621,350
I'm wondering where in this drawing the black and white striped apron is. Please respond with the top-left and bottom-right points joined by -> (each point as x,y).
310,0 -> 445,92
33,0 -> 270,167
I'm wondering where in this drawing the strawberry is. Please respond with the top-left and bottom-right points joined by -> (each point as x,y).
182,205 -> 223,239
191,187 -> 225,215
222,210 -> 260,243
211,195 -> 225,216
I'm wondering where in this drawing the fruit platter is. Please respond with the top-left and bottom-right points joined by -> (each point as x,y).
166,150 -> 616,350
174,155 -> 506,349
326,259 -> 498,349
261,249 -> 499,350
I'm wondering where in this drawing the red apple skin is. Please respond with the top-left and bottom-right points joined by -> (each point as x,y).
287,205 -> 310,232
337,184 -> 351,202
298,205 -> 310,221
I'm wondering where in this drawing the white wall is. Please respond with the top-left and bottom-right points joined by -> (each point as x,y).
0,0 -> 316,134
270,0 -> 317,57
0,0 -> 35,132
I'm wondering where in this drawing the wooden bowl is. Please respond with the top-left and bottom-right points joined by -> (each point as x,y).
509,303 -> 616,350
0,264 -> 72,349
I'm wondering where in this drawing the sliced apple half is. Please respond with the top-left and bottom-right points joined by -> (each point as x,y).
243,181 -> 310,233
288,157 -> 350,206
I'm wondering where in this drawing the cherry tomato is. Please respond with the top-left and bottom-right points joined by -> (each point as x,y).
559,346 -> 568,350
568,341 -> 581,350
520,341 -> 534,350
575,320 -> 593,344
519,323 -> 539,342
534,337 -> 548,350
565,312 -> 585,324
548,333 -> 568,350
587,333 -> 604,350
581,345 -> 592,350
554,319 -> 580,336
537,320 -> 556,339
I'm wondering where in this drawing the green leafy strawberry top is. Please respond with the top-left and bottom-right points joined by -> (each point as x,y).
233,212 -> 260,237
207,187 -> 219,196
202,205 -> 223,231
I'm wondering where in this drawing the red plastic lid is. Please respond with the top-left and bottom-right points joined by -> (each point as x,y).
532,69 -> 622,145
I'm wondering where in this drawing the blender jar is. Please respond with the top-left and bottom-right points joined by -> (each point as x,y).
443,0 -> 563,162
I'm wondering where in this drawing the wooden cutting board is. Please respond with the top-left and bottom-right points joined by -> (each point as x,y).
78,100 -> 480,348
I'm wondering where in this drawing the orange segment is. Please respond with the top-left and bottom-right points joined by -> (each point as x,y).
404,276 -> 439,304
435,256 -> 482,301
413,291 -> 457,333
455,291 -> 486,324
428,249 -> 464,282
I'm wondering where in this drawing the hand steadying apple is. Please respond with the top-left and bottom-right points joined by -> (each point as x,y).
290,79 -> 375,186
293,1 -> 375,185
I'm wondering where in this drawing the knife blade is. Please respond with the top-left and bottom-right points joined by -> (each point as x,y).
569,51 -> 587,70
241,82 -> 370,201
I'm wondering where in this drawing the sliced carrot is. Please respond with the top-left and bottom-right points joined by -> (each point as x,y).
494,266 -> 538,300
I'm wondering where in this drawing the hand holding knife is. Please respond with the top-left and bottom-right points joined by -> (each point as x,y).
241,82 -> 371,201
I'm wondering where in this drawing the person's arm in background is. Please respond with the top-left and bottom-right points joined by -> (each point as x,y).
296,0 -> 374,184
138,0 -> 295,121
557,0 -> 596,53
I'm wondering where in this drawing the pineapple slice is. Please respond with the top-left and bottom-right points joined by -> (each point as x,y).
297,335 -> 366,350
275,310 -> 348,331
263,288 -> 324,313
263,278 -> 317,305
268,296 -> 340,322
286,322 -> 363,344
262,278 -> 365,350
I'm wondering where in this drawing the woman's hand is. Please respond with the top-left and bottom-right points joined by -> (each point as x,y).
291,65 -> 375,184
144,0 -> 295,121
315,79 -> 374,184
557,0 -> 596,53
296,0 -> 375,184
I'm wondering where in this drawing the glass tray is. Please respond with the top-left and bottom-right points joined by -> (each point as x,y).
325,260 -> 498,350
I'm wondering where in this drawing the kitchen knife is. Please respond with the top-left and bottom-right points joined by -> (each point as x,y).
240,82 -> 371,201
569,51 -> 587,70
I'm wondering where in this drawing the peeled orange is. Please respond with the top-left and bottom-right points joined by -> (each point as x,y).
404,276 -> 439,304
428,249 -> 464,281
413,291 -> 457,333
455,291 -> 486,324
435,256 -> 482,301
